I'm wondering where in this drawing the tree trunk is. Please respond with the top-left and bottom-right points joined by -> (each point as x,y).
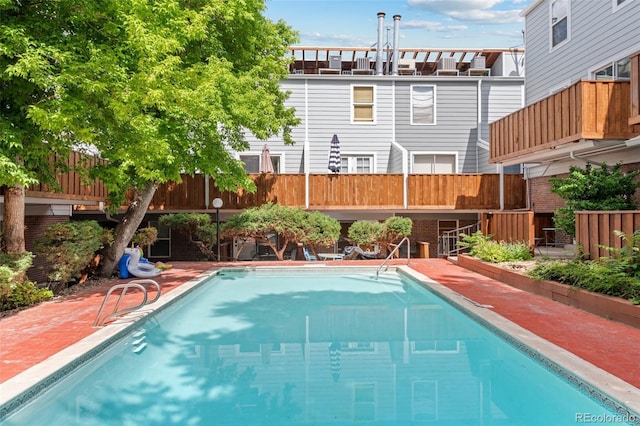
3,184 -> 26,253
99,182 -> 158,277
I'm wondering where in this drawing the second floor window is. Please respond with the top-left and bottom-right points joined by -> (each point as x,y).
551,0 -> 569,48
411,85 -> 435,125
352,85 -> 375,123
594,57 -> 631,80
341,155 -> 373,173
240,154 -> 280,173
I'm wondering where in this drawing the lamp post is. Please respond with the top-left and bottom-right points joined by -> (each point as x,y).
212,198 -> 223,261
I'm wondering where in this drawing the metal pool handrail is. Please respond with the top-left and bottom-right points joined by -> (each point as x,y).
93,279 -> 161,328
375,237 -> 410,279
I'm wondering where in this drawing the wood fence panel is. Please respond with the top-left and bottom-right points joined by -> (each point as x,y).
630,51 -> 640,126
575,211 -> 640,260
308,174 -> 404,209
481,211 -> 535,250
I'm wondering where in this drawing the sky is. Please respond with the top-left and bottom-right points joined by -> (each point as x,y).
264,0 -> 531,49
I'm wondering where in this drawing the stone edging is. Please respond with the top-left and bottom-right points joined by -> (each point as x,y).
456,254 -> 640,329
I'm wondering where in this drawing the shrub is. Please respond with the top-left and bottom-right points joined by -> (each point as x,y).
527,260 -> 640,303
459,231 -> 532,263
0,252 -> 53,311
348,221 -> 383,246
35,220 -> 108,286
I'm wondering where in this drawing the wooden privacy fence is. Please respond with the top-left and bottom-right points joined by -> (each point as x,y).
480,211 -> 535,251
145,173 -> 526,211
25,152 -> 108,202
575,211 -> 640,260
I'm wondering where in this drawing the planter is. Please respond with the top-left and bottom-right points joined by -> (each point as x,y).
457,254 -> 640,329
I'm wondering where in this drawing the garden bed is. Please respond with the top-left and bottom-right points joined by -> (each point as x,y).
456,254 -> 640,329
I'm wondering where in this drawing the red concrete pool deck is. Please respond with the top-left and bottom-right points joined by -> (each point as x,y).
1,258 -> 639,391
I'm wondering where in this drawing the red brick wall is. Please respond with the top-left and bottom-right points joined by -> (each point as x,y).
529,176 -> 567,213
24,216 -> 69,284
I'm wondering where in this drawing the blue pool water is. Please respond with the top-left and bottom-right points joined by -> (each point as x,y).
1,268 -> 637,425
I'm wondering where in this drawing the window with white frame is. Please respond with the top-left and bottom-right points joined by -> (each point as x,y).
594,57 -> 631,80
413,154 -> 456,174
353,384 -> 376,422
412,381 -> 437,421
550,0 -> 569,48
613,0 -> 633,11
240,154 -> 281,173
411,85 -> 435,125
147,220 -> 171,258
352,85 -> 375,123
341,155 -> 373,173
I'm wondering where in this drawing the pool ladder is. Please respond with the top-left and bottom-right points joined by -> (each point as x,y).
375,237 -> 411,279
93,279 -> 161,328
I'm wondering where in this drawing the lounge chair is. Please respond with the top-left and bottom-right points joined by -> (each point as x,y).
303,247 -> 317,261
343,246 -> 379,260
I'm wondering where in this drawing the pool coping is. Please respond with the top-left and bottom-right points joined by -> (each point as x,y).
398,266 -> 640,424
1,265 -> 639,423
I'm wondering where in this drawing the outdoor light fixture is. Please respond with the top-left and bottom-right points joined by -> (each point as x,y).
213,198 -> 223,261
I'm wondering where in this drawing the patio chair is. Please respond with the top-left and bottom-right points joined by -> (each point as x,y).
303,247 -> 317,261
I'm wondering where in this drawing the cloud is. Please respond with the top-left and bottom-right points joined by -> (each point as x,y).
408,0 -> 524,24
402,20 -> 468,33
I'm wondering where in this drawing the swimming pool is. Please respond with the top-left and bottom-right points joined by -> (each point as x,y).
1,266 -> 638,425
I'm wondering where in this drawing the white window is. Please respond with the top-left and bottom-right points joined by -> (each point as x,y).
352,85 -> 375,123
341,155 -> 374,173
613,0 -> 633,11
412,154 -> 456,174
240,154 -> 281,173
550,0 -> 569,48
147,221 -> 170,258
594,57 -> 631,80
353,384 -> 376,422
411,85 -> 436,125
412,381 -> 438,421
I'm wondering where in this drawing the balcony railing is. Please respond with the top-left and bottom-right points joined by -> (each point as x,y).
490,80 -> 640,163
146,173 -> 526,211
20,152 -> 108,202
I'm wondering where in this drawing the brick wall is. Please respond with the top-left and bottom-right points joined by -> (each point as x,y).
24,215 -> 69,284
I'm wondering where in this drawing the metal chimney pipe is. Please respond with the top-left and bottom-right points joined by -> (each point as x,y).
376,12 -> 385,75
391,14 -> 401,75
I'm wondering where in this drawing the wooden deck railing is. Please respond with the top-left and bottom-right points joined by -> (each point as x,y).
145,173 -> 526,211
575,211 -> 640,260
490,80 -> 640,163
22,152 -> 108,202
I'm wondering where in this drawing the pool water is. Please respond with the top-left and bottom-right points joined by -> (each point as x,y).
1,268 -> 636,425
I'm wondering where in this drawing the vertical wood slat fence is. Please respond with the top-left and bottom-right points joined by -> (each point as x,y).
490,80 -> 638,163
480,211 -> 536,251
575,211 -> 640,260
25,152 -> 108,201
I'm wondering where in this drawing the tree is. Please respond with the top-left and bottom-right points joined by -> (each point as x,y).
1,0 -> 300,276
221,203 -> 340,261
549,163 -> 640,236
159,213 -> 217,260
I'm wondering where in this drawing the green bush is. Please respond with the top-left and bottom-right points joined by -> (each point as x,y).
35,220 -> 108,285
458,231 -> 533,263
527,260 -> 640,303
0,252 -> 53,311
348,221 -> 383,246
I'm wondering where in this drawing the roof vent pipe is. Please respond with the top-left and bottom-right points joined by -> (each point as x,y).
391,15 -> 401,76
376,12 -> 385,75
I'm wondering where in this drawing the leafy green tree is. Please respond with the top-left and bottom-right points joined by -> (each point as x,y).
221,203 -> 340,260
1,0 -> 300,276
378,216 -> 413,255
348,221 -> 384,247
159,213 -> 218,260
549,163 -> 640,236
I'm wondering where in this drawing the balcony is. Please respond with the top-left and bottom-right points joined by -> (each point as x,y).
146,173 -> 526,211
490,79 -> 640,164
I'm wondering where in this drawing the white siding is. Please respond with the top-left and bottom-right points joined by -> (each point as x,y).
524,0 -> 640,103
